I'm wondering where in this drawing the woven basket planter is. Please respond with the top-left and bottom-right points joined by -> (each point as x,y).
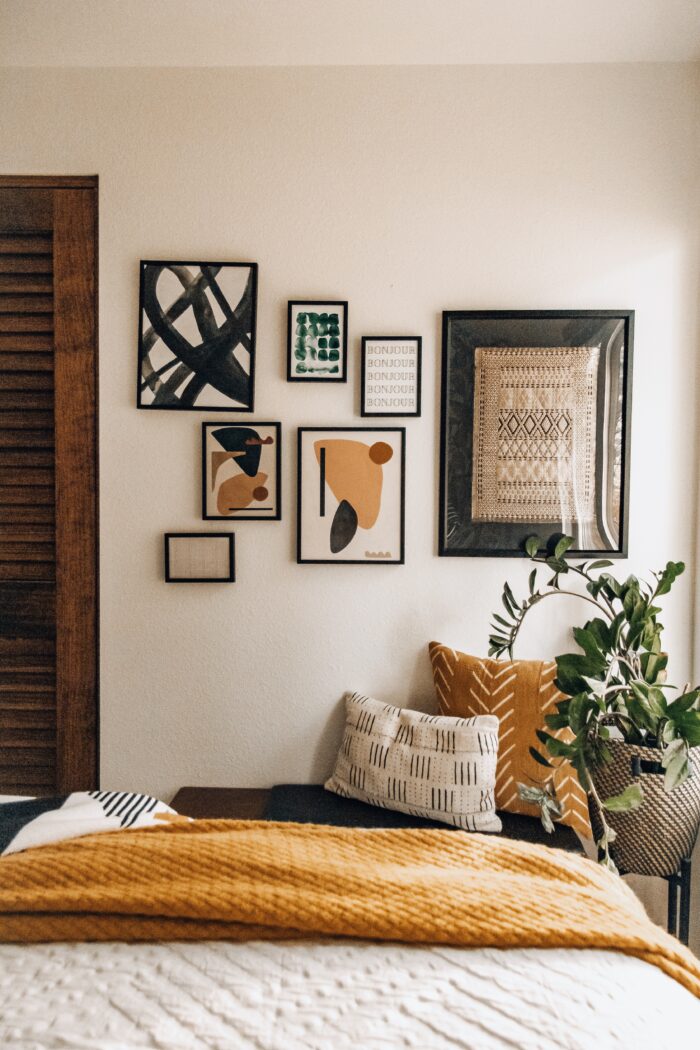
588,739 -> 700,877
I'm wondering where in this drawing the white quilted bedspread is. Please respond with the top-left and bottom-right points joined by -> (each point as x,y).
1,940 -> 698,1050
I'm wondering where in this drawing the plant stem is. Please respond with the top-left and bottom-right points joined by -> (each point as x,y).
567,564 -> 617,617
585,773 -> 616,869
543,589 -> 615,621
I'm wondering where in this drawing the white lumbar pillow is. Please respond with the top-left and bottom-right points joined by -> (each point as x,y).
325,692 -> 501,832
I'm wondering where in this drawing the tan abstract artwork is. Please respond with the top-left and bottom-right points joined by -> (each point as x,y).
203,422 -> 281,520
297,428 -> 405,564
471,346 -> 600,525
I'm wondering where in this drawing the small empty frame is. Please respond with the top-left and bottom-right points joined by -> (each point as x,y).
164,533 -> 235,582
361,337 -> 422,417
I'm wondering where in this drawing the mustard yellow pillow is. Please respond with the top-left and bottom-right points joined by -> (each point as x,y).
428,642 -> 591,838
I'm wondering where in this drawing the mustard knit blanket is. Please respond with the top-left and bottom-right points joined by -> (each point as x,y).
1,820 -> 698,998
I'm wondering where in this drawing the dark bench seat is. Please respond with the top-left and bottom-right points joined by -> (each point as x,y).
171,784 -> 584,855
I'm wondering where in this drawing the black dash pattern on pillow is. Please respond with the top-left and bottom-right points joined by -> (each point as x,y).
325,692 -> 501,832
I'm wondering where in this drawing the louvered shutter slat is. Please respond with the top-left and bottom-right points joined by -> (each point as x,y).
0,228 -> 57,792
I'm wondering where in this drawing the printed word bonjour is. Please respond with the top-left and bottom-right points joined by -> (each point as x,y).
365,551 -> 392,559
366,341 -> 417,410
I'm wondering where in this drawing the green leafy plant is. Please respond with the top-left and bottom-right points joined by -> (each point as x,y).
489,535 -> 700,870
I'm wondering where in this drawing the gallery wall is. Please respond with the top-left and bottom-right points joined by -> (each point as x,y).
1,64 -> 699,935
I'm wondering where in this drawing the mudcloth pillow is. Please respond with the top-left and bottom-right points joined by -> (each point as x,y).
325,691 -> 501,832
428,643 -> 591,838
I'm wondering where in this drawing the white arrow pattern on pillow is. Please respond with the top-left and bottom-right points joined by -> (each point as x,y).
429,646 -> 591,838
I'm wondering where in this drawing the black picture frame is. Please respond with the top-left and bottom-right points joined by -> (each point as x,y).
360,336 -> 422,417
297,426 -> 406,564
287,300 -> 348,382
164,532 -> 236,582
202,421 -> 282,521
439,310 -> 634,558
138,260 -> 258,411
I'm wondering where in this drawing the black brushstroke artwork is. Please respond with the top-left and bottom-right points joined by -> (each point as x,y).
138,261 -> 258,410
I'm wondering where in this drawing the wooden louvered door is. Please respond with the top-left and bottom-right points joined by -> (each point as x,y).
0,176 -> 98,796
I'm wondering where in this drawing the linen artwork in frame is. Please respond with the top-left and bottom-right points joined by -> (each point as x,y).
164,533 -> 235,582
202,422 -> 281,521
138,260 -> 258,411
297,427 -> 405,564
439,311 -> 633,557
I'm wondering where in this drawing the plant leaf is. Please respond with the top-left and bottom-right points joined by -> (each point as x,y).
581,675 -> 606,697
554,536 -> 574,560
600,574 -> 622,599
664,750 -> 689,791
503,581 -> 520,612
546,557 -> 568,573
572,626 -> 604,660
524,535 -> 541,559
529,746 -> 552,768
602,784 -> 644,812
654,560 -> 685,597
543,735 -> 575,759
555,651 -> 607,695
544,712 -> 569,730
666,689 -> 700,716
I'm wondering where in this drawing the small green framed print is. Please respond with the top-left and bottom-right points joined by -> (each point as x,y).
287,300 -> 348,382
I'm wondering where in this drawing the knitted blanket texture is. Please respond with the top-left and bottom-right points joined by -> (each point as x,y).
1,819 -> 698,998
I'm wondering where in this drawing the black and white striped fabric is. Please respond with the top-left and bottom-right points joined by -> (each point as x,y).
325,692 -> 501,832
0,791 -> 181,857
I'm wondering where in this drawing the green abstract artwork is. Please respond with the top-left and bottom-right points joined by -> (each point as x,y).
295,311 -> 340,372
288,301 -> 347,382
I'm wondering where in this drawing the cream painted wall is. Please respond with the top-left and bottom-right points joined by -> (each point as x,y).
1,63 -> 699,944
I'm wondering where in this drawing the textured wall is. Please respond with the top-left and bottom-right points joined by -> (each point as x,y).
1,62 -> 698,944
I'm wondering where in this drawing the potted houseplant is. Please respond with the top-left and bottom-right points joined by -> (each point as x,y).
489,536 -> 700,874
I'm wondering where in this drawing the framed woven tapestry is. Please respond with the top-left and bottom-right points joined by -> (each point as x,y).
439,310 -> 633,557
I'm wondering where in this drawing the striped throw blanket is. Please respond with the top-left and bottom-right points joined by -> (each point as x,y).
0,791 -> 184,856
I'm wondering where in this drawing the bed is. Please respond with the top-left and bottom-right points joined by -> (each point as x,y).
2,939 -> 698,1050
1,797 -> 699,1049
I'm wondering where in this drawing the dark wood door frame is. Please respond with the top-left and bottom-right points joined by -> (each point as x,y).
0,174 -> 99,792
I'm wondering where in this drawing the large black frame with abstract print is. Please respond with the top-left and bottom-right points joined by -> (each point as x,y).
138,260 -> 258,411
439,310 -> 633,558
